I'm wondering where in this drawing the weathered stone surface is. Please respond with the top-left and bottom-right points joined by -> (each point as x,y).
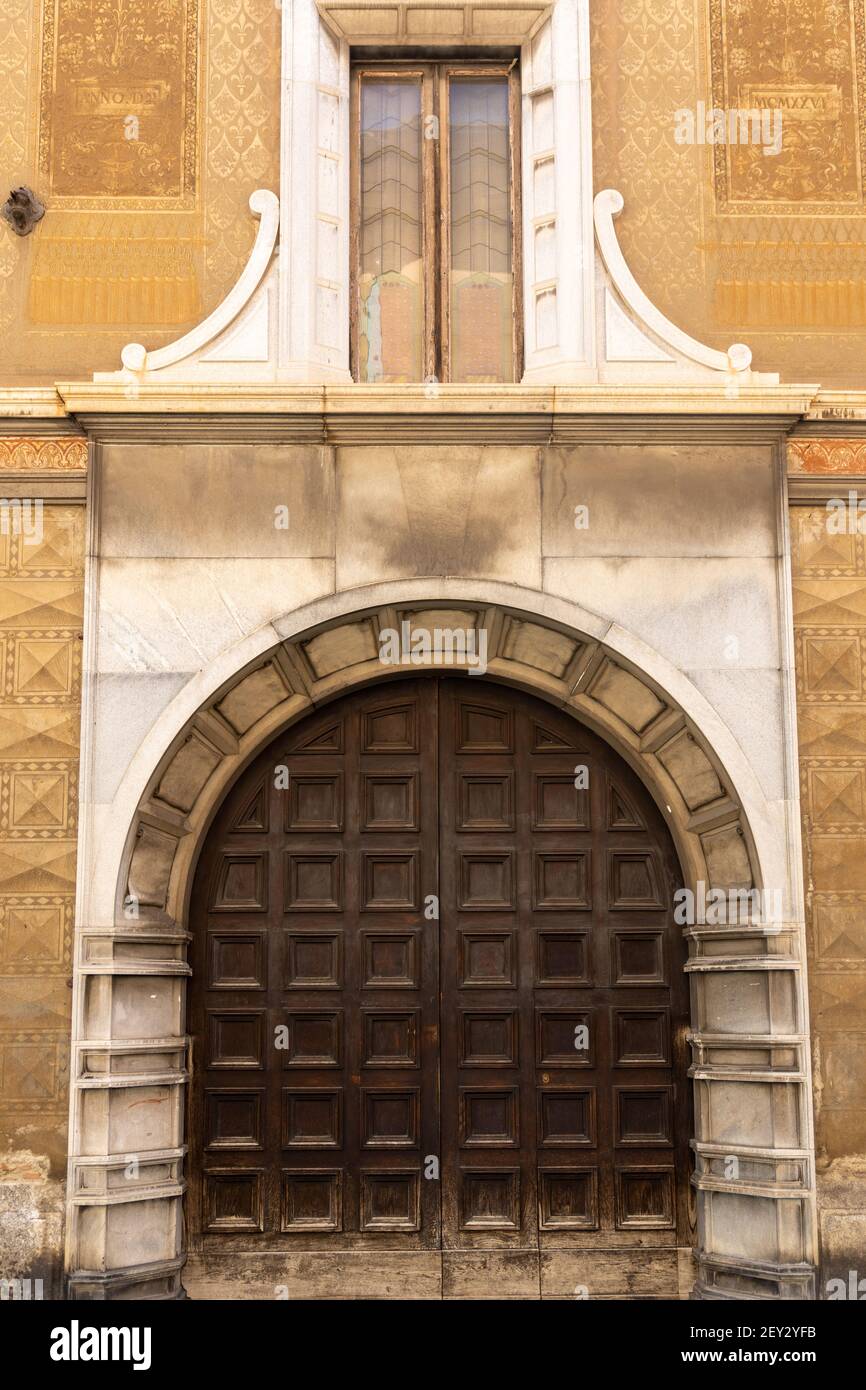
657,730 -> 724,811
215,661 -> 292,735
336,446 -> 542,590
100,445 -> 335,560
588,658 -> 665,733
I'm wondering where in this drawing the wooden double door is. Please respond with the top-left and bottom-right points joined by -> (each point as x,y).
189,677 -> 691,1297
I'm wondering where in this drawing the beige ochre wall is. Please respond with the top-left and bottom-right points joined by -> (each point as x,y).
789,438 -> 866,1290
590,0 -> 866,385
0,439 -> 85,1295
0,0 -> 281,381
1,1 -> 866,384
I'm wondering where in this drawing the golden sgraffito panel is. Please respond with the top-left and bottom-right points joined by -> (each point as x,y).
791,470 -> 866,1161
590,0 -> 866,383
710,0 -> 866,214
38,0 -> 199,206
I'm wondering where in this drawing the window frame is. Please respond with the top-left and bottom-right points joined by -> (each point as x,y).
350,58 -> 523,385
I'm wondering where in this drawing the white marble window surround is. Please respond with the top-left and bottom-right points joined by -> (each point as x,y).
280,0 -> 596,384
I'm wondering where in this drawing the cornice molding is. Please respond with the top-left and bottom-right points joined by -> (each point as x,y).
49,382 -> 821,444
2,381 -> 854,445
789,477 -> 866,504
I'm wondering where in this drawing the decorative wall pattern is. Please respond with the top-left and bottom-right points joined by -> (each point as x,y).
790,439 -> 866,476
791,458 -> 866,1279
203,0 -> 281,304
0,483 -> 83,1292
0,439 -> 87,472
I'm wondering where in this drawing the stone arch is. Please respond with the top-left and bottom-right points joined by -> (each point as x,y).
67,583 -> 816,1302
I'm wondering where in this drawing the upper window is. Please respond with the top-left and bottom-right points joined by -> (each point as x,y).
351,60 -> 521,385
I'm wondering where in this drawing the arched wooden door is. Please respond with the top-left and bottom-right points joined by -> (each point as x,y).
188,677 -> 691,1298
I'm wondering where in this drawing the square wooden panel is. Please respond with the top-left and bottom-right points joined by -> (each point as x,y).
531,774 -> 589,830
611,1008 -> 671,1067
361,1088 -> 420,1148
457,773 -> 514,831
459,1086 -> 519,1147
207,931 -> 267,990
459,1011 -> 518,1067
537,1087 -> 596,1147
362,1009 -> 420,1067
458,928 -> 517,987
282,1010 -> 343,1068
362,701 -> 418,753
458,852 -> 515,910
286,773 -> 344,832
615,1166 -> 675,1230
538,1167 -> 598,1230
363,773 -> 419,831
362,851 -> 419,911
283,930 -> 343,990
282,1089 -> 343,1148
532,852 -> 590,910
209,853 -> 267,912
608,851 -> 664,910
359,1170 -> 421,1230
205,1089 -> 264,1151
285,852 -> 343,911
535,929 -> 590,986
206,1010 -> 265,1070
535,1009 -> 594,1067
203,1170 -> 264,1233
614,1087 -> 673,1147
459,1168 -> 520,1229
456,702 -> 513,752
281,1169 -> 343,1233
611,929 -> 667,986
361,930 -> 420,988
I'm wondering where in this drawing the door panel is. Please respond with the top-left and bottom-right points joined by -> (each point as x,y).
188,675 -> 690,1295
190,679 -> 440,1251
438,679 -> 689,1262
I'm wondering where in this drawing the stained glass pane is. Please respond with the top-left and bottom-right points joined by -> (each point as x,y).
449,79 -> 514,383
359,80 -> 423,383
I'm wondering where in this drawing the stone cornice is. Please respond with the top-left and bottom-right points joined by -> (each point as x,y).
0,381 -> 823,444
1,380 -> 855,444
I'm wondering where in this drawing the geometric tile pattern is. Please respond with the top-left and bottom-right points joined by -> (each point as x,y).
791,501 -> 866,1163
0,499 -> 82,1129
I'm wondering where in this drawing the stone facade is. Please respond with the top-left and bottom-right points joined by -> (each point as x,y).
1,0 -> 866,1306
45,409 -> 811,1299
